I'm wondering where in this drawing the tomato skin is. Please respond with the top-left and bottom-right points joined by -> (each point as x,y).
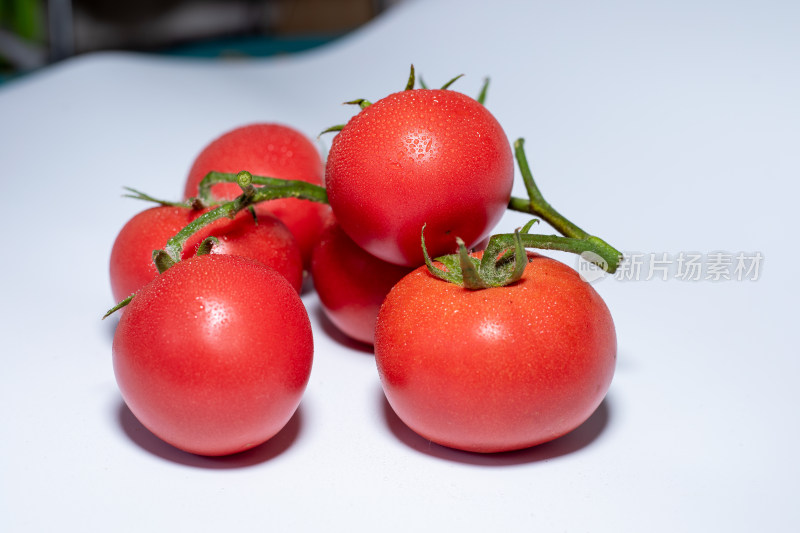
184,210 -> 303,293
374,254 -> 616,453
310,217 -> 413,345
109,206 -> 303,303
109,206 -> 199,303
112,254 -> 313,456
183,123 -> 330,267
325,89 -> 514,267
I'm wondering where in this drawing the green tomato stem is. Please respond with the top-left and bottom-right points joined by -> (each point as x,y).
508,139 -> 589,239
506,138 -> 622,273
157,170 -> 329,272
487,231 -> 622,274
195,170 -> 328,206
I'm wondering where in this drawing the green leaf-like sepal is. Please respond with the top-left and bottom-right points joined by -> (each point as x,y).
318,124 -> 345,137
122,187 -> 191,208
103,294 -> 133,319
344,99 -> 372,109
456,238 -> 489,289
421,225 -> 461,285
405,64 -> 415,91
153,249 -> 176,275
441,74 -> 464,90
477,77 -> 490,105
196,236 -> 219,256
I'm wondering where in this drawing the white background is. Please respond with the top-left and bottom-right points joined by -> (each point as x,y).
1,0 -> 798,531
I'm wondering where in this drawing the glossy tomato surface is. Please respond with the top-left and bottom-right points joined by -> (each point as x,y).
112,254 -> 313,456
184,209 -> 303,293
109,206 -> 199,302
325,89 -> 514,267
374,254 -> 616,453
310,217 -> 413,345
183,123 -> 330,266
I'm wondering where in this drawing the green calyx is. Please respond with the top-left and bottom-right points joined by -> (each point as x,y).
422,224 -> 530,290
321,66 -> 489,140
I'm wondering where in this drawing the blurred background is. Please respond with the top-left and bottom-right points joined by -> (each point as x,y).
0,0 -> 403,82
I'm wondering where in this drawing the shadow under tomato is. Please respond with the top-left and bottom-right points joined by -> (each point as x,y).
300,272 -> 316,296
379,388 -> 612,466
117,400 -> 304,468
312,303 -> 375,355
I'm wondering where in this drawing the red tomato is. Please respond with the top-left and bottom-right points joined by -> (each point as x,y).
183,123 -> 330,267
374,253 -> 616,453
186,209 -> 303,293
109,206 -> 198,303
310,217 -> 413,345
109,206 -> 303,303
325,89 -> 514,267
112,254 -> 313,456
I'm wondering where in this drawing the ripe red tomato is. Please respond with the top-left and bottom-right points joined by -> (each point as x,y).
374,253 -> 616,453
109,206 -> 303,303
183,123 -> 331,267
109,206 -> 198,303
112,254 -> 313,456
186,209 -> 303,293
310,216 -> 413,345
325,89 -> 514,267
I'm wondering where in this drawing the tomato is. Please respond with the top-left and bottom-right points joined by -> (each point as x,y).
186,209 -> 303,293
109,206 -> 303,303
112,254 -> 313,456
310,216 -> 413,345
183,123 -> 331,267
325,89 -> 514,267
374,253 -> 616,453
109,206 -> 198,303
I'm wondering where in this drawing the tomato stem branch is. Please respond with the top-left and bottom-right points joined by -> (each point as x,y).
155,170 -> 329,274
508,139 -> 589,239
506,138 -> 622,273
194,171 -> 329,207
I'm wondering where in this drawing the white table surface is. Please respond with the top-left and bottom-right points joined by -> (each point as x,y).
2,0 -> 798,531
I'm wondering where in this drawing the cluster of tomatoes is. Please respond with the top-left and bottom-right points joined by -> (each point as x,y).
108,72 -> 617,457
